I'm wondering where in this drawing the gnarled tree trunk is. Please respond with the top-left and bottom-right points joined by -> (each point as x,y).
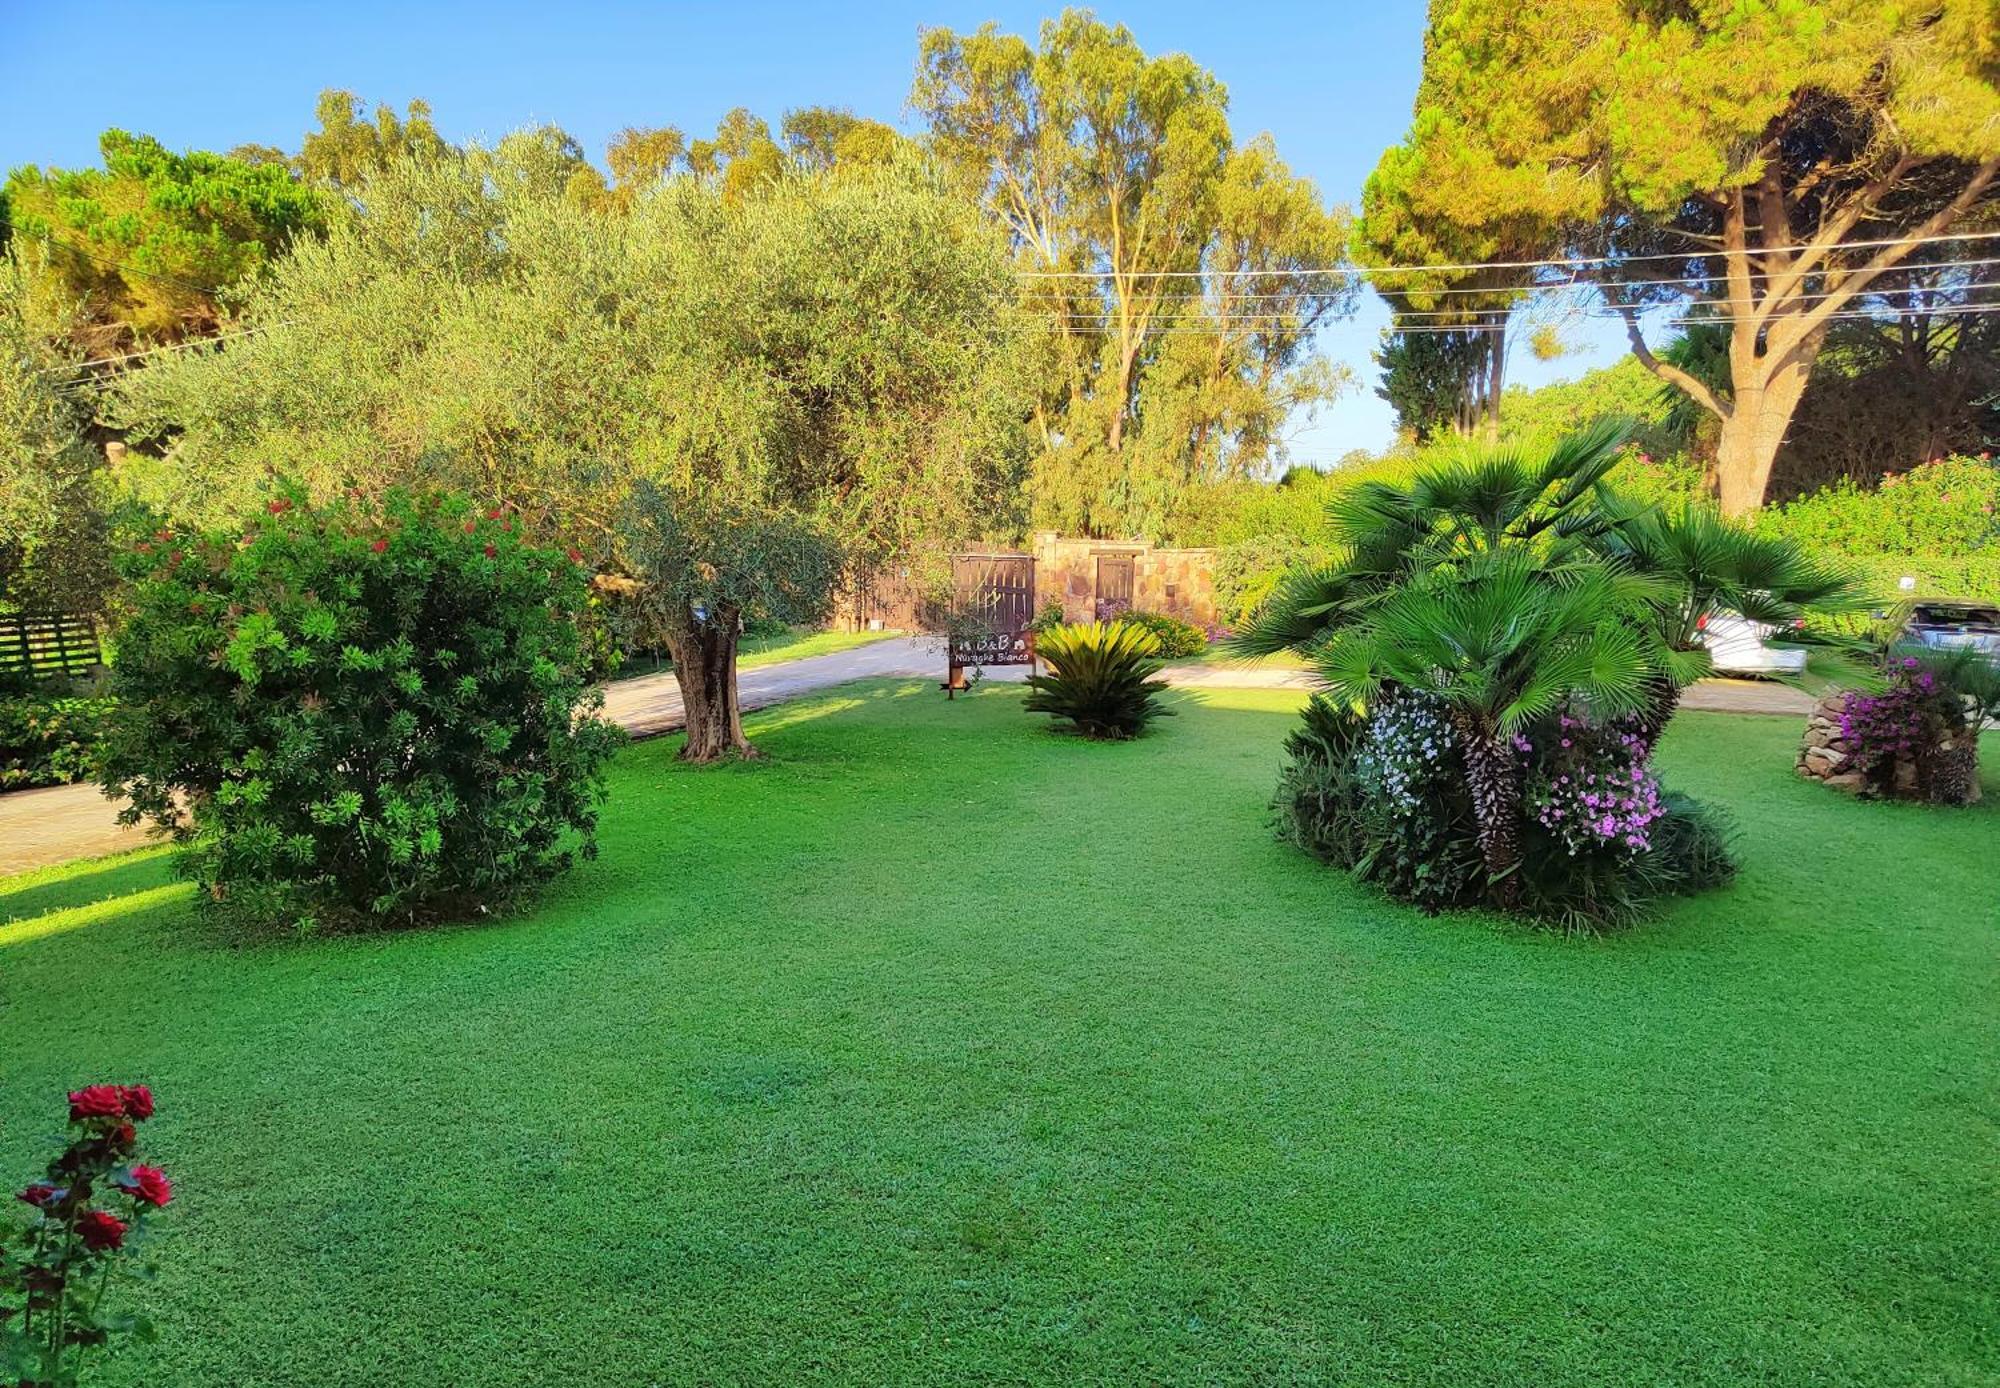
664,609 -> 755,763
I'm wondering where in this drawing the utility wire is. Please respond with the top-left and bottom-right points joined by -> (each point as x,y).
1014,229 -> 2000,280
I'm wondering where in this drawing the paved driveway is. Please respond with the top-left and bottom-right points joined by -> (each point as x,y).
0,637 -> 1812,877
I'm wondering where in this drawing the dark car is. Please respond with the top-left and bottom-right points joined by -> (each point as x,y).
1903,599 -> 2000,664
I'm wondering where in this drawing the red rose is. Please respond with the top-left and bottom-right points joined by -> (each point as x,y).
120,1084 -> 154,1121
462,520 -> 475,533
371,539 -> 389,553
566,549 -> 583,563
487,508 -> 504,520
68,1085 -> 126,1122
483,544 -> 497,558
16,1184 -> 61,1209
77,1210 -> 128,1252
117,1166 -> 173,1208
267,498 -> 291,515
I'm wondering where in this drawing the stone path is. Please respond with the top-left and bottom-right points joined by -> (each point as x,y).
0,636 -> 1814,877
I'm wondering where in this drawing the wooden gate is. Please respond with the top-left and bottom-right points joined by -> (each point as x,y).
0,612 -> 102,683
945,553 -> 1036,695
1094,553 -> 1135,621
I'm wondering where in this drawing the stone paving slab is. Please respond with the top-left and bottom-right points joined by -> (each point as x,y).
0,636 -> 1814,878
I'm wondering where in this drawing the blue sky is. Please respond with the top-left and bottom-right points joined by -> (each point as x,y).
1,0 -> 1628,461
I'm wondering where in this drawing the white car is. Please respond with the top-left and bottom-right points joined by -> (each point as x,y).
1696,612 -> 1807,677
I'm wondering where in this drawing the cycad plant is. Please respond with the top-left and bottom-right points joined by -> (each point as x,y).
1315,552 -> 1660,899
1024,621 -> 1174,740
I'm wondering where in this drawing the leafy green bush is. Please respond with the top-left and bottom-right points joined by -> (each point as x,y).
1024,621 -> 1173,740
1757,456 -> 2000,559
1116,609 -> 1206,658
1271,691 -> 1737,931
1215,536 -> 1327,629
1027,600 -> 1067,636
0,688 -> 115,789
100,487 -> 622,933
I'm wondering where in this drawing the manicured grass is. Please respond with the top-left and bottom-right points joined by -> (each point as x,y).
612,626 -> 897,680
1,684 -> 1995,1385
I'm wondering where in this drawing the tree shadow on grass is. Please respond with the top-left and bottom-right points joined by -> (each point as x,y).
0,852 -> 177,928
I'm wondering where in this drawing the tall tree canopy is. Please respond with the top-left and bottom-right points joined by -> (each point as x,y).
913,8 -> 1356,539
115,141 -> 1030,759
0,130 -> 326,347
293,91 -> 452,188
1369,0 -> 2000,514
0,251 -> 112,613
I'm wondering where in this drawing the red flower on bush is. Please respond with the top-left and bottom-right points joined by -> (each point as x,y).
372,539 -> 390,553
16,1183 -> 61,1208
566,548 -> 583,564
267,498 -> 292,515
121,1084 -> 155,1121
484,544 -> 497,558
487,508 -> 504,520
116,1166 -> 173,1208
76,1210 -> 129,1252
68,1085 -> 126,1121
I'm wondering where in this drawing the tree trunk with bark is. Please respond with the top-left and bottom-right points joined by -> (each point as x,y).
1453,712 -> 1524,906
1625,674 -> 1684,757
664,610 -> 755,763
1613,152 -> 1999,517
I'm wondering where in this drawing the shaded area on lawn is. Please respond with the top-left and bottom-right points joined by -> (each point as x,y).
0,683 -> 1994,1386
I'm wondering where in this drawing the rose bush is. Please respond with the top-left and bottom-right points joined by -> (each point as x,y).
2,1085 -> 172,1387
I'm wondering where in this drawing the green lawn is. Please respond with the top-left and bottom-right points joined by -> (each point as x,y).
1,684 -> 1995,1386
612,626 -> 897,681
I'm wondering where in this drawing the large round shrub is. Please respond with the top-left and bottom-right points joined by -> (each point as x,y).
101,487 -> 621,932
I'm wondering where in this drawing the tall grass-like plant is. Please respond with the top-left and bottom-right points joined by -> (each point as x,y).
1024,622 -> 1173,740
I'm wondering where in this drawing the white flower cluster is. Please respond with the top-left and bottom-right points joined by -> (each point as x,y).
1355,691 -> 1457,816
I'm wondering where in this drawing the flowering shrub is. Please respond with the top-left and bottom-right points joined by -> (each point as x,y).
99,485 -> 623,933
1837,656 -> 1974,801
1,1085 -> 172,1386
1521,716 -> 1665,856
0,690 -> 115,790
1355,690 -> 1459,817
1758,456 -> 2000,558
1273,692 -> 1735,930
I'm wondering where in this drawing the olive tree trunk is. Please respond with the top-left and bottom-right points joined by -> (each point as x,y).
664,612 -> 755,763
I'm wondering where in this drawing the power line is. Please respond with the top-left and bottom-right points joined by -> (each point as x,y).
1,215 -> 228,299
1013,229 -> 2000,280
1009,255 -> 2000,304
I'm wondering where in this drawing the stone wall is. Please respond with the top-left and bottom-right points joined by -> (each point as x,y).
1028,532 -> 1216,627
1797,687 -> 1983,804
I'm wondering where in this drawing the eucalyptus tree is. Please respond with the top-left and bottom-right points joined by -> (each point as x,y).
913,9 -> 1356,538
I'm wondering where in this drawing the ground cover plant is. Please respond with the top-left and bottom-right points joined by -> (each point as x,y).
98,486 -> 619,934
0,682 -> 1994,1386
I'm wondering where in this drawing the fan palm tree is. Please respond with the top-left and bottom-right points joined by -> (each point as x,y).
1592,500 -> 1872,748
1315,551 -> 1664,902
1232,418 -> 1633,660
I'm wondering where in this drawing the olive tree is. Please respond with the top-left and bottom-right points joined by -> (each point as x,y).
616,171 -> 1026,760
116,141 -> 1029,761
